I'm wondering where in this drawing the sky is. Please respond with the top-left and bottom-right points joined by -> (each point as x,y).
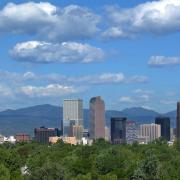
0,0 -> 180,112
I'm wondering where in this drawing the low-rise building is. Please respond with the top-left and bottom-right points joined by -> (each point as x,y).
15,134 -> 31,142
140,123 -> 161,142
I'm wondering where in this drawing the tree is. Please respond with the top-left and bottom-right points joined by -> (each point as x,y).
131,149 -> 165,180
0,164 -> 10,180
28,160 -> 70,180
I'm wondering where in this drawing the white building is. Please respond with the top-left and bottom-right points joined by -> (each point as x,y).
63,99 -> 83,138
4,136 -> 16,144
105,126 -> 110,141
140,123 -> 161,142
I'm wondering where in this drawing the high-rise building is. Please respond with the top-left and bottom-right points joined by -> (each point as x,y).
105,126 -> 110,141
155,117 -> 170,141
89,96 -> 105,140
71,125 -> 83,140
126,121 -> 138,144
111,117 -> 126,144
176,102 -> 180,140
34,127 -> 59,144
63,99 -> 83,137
140,123 -> 161,142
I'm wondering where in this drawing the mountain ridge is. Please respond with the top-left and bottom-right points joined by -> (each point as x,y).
0,104 -> 176,136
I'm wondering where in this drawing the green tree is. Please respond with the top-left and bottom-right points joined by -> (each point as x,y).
131,150 -> 164,180
28,160 -> 70,180
0,164 -> 10,180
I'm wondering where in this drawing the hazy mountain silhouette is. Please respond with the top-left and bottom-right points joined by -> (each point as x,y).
0,104 -> 176,136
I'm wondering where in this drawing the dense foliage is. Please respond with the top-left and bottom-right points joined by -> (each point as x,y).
0,139 -> 180,179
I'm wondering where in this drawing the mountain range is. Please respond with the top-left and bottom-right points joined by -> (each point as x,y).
0,104 -> 176,136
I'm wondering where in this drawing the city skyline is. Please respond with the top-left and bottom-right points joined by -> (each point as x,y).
1,0 -> 180,112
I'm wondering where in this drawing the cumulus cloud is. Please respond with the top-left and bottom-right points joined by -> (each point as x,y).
119,96 -> 134,103
127,75 -> 148,83
148,56 -> 180,67
0,84 -> 13,98
0,2 -> 100,41
0,70 -> 150,107
119,94 -> 151,104
133,89 -> 154,94
0,70 -> 148,85
140,94 -> 150,102
0,70 -> 149,106
20,84 -> 81,98
160,100 -> 176,105
103,0 -> 180,39
10,41 -> 104,64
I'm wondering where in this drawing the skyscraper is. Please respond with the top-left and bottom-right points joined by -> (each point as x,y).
63,99 -> 83,138
176,102 -> 180,140
155,117 -> 170,141
111,117 -> 126,144
140,123 -> 161,142
126,121 -> 138,144
89,96 -> 105,140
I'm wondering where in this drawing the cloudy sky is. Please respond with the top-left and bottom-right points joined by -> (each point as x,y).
0,0 -> 180,112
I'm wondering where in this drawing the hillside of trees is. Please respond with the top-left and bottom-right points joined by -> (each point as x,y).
0,139 -> 180,179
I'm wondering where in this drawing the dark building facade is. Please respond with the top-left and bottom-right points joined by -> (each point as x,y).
111,117 -> 126,144
177,102 -> 180,140
34,127 -> 59,144
155,117 -> 170,141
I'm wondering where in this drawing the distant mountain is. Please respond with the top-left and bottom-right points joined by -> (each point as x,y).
164,110 -> 176,118
122,107 -> 159,117
0,104 -> 176,136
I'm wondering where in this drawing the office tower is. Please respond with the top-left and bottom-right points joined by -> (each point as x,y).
111,117 -> 126,144
89,96 -> 105,140
34,127 -> 59,144
15,134 -> 31,142
155,117 -> 170,141
71,125 -> 83,140
105,126 -> 110,141
83,129 -> 89,138
63,99 -> 83,137
170,128 -> 175,141
177,102 -> 180,140
126,121 -> 138,144
140,123 -> 161,142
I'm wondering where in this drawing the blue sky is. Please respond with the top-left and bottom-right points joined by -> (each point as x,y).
0,0 -> 180,112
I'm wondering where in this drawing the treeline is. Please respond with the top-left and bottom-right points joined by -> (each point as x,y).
0,139 -> 180,179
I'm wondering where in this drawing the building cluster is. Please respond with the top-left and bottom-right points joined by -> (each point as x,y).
2,97 -> 180,145
32,96 -> 177,145
0,134 -> 31,144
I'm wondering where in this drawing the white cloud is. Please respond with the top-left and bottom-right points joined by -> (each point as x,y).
160,100 -> 176,105
20,84 -> 81,98
119,94 -> 151,104
0,84 -> 13,98
97,73 -> 125,83
133,89 -> 154,94
10,41 -> 104,64
0,70 -> 148,86
51,73 -> 147,84
103,0 -> 180,39
0,2 -> 100,41
140,94 -> 150,102
141,106 -> 154,110
148,56 -> 180,67
102,27 -> 131,39
127,75 -> 148,83
119,96 -> 134,103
